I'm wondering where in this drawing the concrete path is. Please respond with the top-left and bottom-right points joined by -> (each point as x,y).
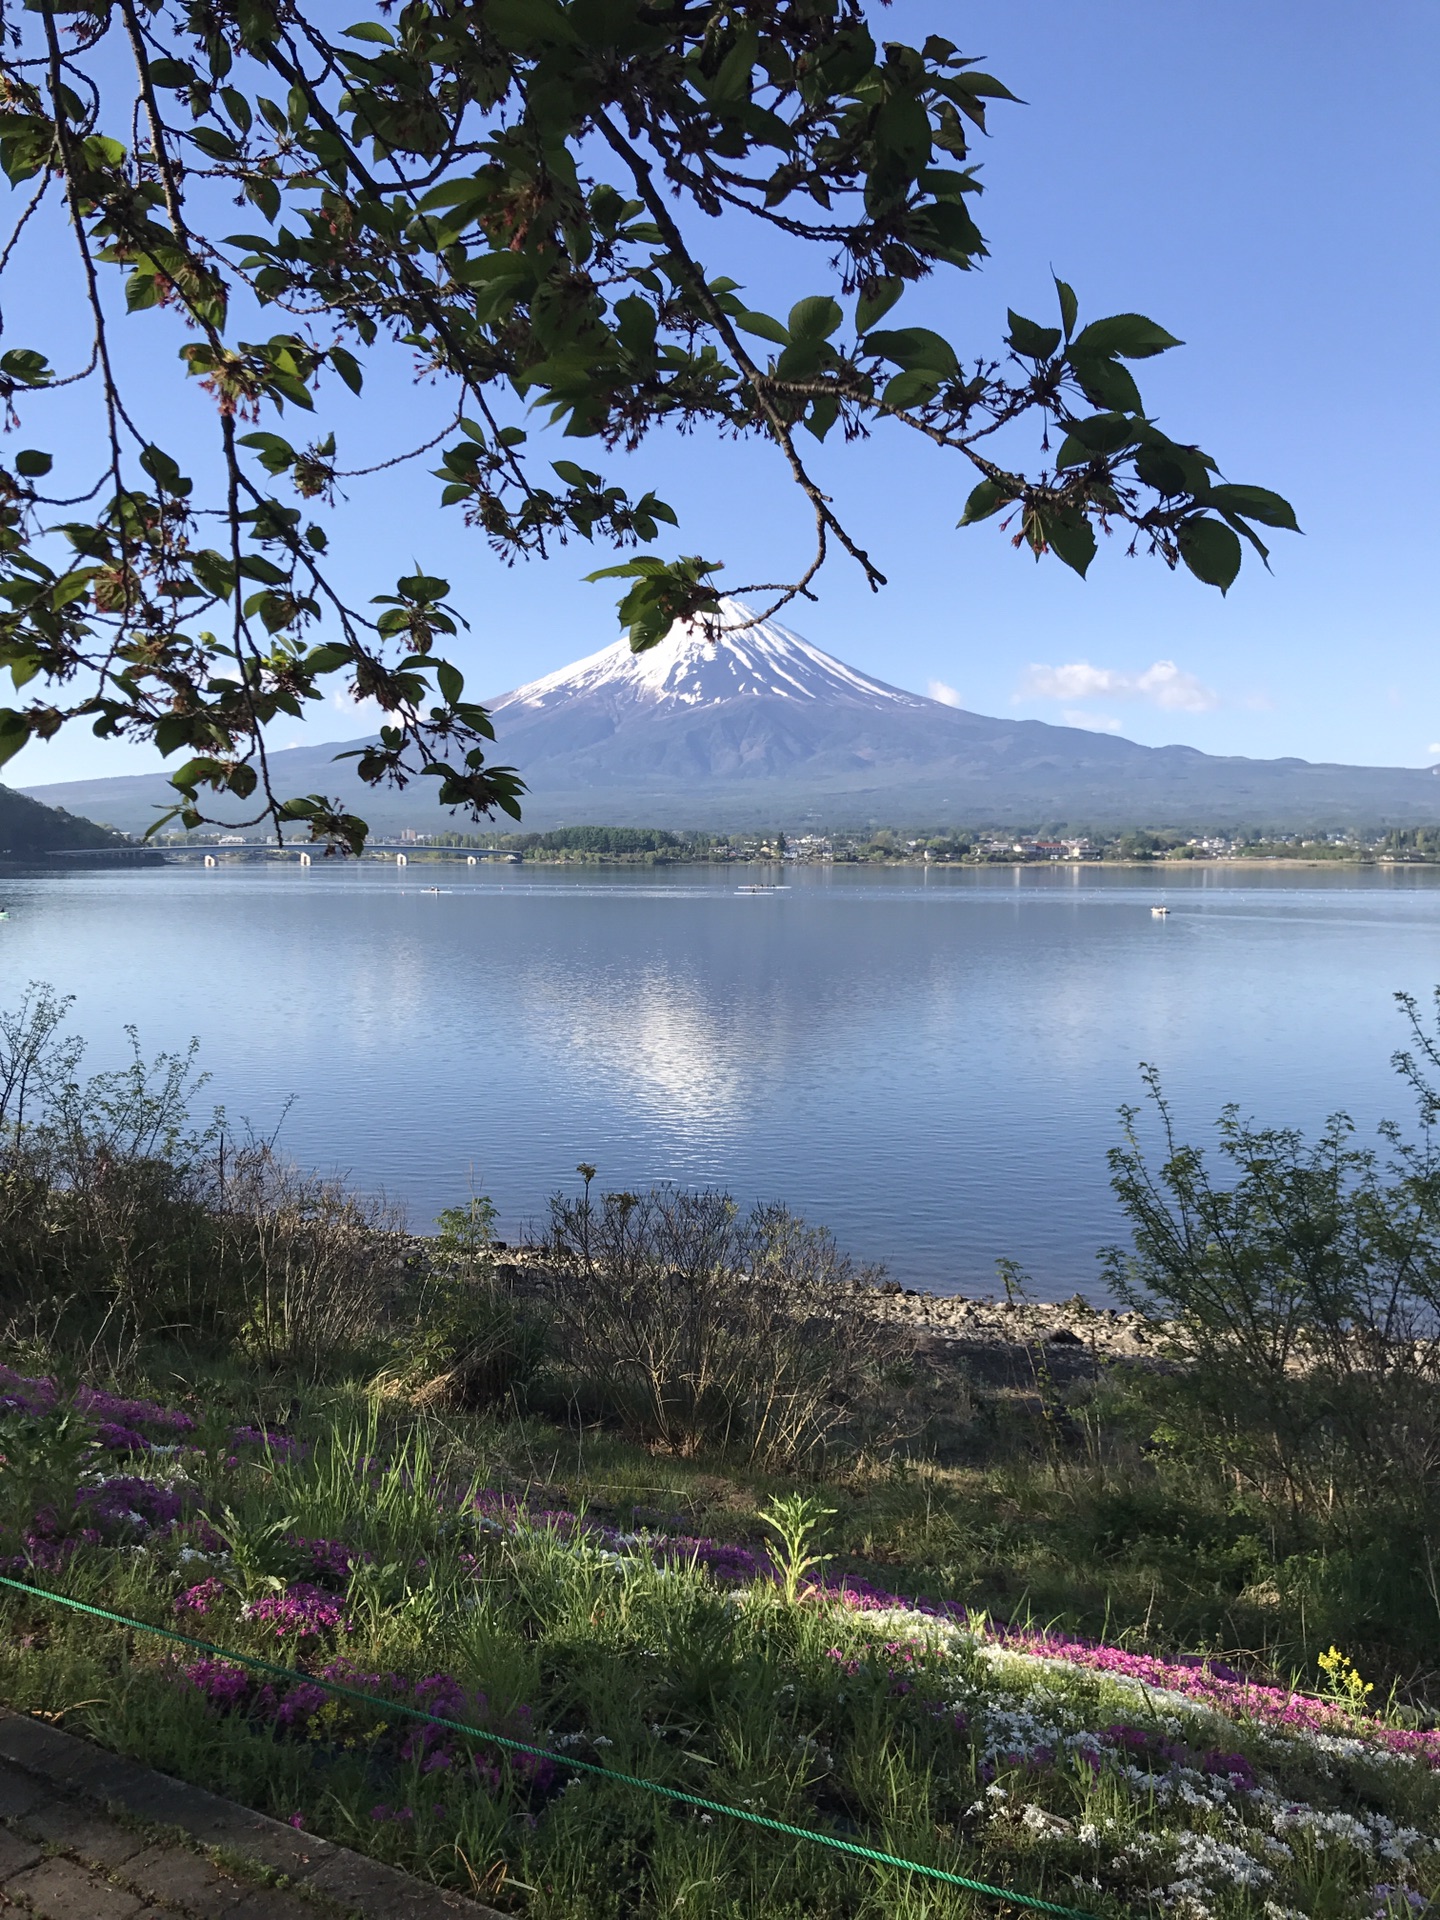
0,1710 -> 504,1920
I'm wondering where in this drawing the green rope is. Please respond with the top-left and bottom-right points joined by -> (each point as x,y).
0,1572 -> 1099,1919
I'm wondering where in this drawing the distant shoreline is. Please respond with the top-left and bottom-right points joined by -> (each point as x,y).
88,850 -> 1440,870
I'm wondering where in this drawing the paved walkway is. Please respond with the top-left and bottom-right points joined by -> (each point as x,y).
0,1710 -> 503,1920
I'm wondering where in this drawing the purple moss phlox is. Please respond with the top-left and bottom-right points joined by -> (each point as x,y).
175,1576 -> 226,1617
242,1582 -> 350,1639
293,1535 -> 368,1586
13,1373 -> 1439,1775
79,1475 -> 188,1532
184,1655 -> 558,1806
997,1630 -> 1440,1766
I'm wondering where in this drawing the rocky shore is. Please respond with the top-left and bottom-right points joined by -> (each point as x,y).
460,1238 -> 1161,1383
863,1282 -> 1160,1361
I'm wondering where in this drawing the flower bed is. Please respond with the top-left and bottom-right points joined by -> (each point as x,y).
0,1370 -> 1434,1920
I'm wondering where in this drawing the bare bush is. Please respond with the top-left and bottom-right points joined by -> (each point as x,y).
543,1185 -> 901,1465
0,984 -> 402,1366
204,1141 -> 404,1369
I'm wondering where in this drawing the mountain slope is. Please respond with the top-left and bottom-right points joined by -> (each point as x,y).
20,601 -> 1440,834
0,783 -> 130,856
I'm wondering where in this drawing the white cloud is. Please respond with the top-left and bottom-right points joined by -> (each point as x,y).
1018,658 -> 1218,714
1062,709 -> 1122,733
333,684 -> 384,726
1428,743 -> 1440,758
927,679 -> 962,708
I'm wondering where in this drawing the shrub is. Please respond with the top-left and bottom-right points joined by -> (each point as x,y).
385,1198 -> 548,1410
0,983 -> 402,1367
542,1183 -> 899,1465
1102,989 -> 1440,1532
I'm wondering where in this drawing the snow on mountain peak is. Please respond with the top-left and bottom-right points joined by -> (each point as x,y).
489,597 -> 932,715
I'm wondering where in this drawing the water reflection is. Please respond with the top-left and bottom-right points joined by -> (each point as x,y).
10,861 -> 1440,1297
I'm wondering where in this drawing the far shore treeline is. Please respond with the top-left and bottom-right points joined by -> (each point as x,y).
12,778 -> 1440,866
148,821 -> 1440,866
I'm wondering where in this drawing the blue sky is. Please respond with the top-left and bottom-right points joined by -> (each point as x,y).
9,0 -> 1439,787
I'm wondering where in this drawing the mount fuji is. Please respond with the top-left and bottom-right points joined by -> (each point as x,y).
19,599 -> 1440,834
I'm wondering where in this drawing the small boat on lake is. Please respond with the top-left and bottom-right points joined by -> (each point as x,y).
736,883 -> 790,895
1151,905 -> 1170,918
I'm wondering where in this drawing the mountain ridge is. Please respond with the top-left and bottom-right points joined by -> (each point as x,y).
19,601 -> 1440,835
0,783 -> 131,856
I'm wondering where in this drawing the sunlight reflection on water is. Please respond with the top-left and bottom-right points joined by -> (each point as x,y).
11,859 -> 1440,1299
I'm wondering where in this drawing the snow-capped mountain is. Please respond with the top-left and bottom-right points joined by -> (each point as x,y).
21,600 -> 1440,834
490,598 -> 929,718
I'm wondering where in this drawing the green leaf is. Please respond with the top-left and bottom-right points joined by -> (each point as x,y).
1044,510 -> 1097,578
0,350 -> 52,389
856,279 -> 903,333
245,177 -> 281,221
804,395 -> 840,442
1071,313 -> 1182,360
787,295 -> 842,342
1178,516 -> 1242,593
14,449 -> 51,478
1055,413 -> 1141,467
146,59 -> 195,89
1133,446 -> 1200,497
139,444 -> 185,491
711,25 -> 759,103
191,551 -> 234,598
1006,311 -> 1062,360
865,327 -> 958,378
1067,354 -> 1143,414
303,644 -> 352,674
126,269 -> 161,314
435,660 -> 464,705
330,346 -> 363,394
873,92 -> 932,173
1203,483 -> 1301,533
169,756 -> 226,793
189,126 -> 238,161
774,338 -> 827,382
882,369 -> 943,410
1216,509 -> 1271,567
733,310 -> 790,346
220,88 -> 252,134
1054,275 -> 1078,339
153,715 -> 193,759
958,478 -> 1013,525
586,556 -> 668,582
396,571 -> 450,601
0,709 -> 33,768
343,22 -> 395,43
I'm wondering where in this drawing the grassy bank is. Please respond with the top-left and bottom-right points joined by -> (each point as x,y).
2,984 -> 1439,1917
4,1362 -> 1438,1920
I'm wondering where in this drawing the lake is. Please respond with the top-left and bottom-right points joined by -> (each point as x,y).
7,859 -> 1440,1300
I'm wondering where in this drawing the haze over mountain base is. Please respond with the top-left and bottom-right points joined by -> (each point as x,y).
23,601 -> 1440,836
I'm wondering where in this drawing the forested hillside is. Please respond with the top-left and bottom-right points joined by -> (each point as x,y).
0,783 -> 127,856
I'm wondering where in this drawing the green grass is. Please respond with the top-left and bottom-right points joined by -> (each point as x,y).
1,1357 -> 1437,1920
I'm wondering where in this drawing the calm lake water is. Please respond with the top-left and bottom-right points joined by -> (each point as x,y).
8,860 -> 1440,1299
